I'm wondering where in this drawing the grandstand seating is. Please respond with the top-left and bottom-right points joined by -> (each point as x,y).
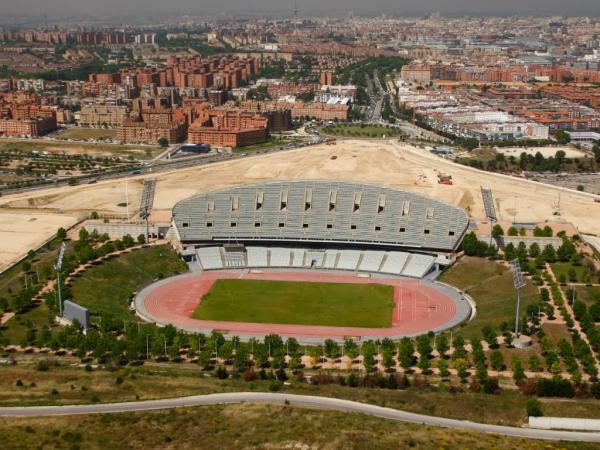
401,254 -> 436,278
194,246 -> 440,279
358,251 -> 385,272
196,247 -> 224,270
337,250 -> 362,271
247,247 -> 268,267
270,248 -> 291,267
173,181 -> 469,252
380,252 -> 410,275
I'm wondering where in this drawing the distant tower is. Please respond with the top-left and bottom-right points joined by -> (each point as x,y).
292,0 -> 299,30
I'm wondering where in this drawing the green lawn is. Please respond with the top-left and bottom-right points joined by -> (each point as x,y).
193,279 -> 394,328
439,257 -> 540,341
551,261 -> 599,284
54,128 -> 117,140
322,124 -> 404,138
575,286 -> 600,307
69,245 -> 188,321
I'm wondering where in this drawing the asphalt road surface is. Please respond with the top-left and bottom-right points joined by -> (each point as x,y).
0,392 -> 599,442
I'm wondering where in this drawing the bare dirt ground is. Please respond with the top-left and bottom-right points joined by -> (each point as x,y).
495,145 -> 588,159
0,211 -> 79,269
0,139 -> 598,271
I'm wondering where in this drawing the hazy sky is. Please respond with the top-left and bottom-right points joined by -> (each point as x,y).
1,0 -> 599,18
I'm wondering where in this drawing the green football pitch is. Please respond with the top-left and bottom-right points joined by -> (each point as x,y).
192,279 -> 395,328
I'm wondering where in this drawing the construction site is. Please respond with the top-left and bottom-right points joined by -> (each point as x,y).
0,139 -> 598,271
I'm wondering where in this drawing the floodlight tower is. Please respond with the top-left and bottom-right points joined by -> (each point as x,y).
54,241 -> 66,317
480,187 -> 498,248
511,258 -> 527,338
140,206 -> 150,242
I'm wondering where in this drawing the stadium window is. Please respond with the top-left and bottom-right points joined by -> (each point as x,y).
377,194 -> 386,213
231,195 -> 239,212
278,222 -> 285,228
375,225 -> 381,231
230,222 -> 237,227
206,222 -> 213,228
329,190 -> 337,212
401,200 -> 410,216
280,190 -> 288,211
182,222 -> 189,228
302,223 -> 309,229
254,222 -> 261,228
399,227 -> 406,233
424,229 -> 430,235
448,231 -> 455,236
326,224 -> 333,229
304,188 -> 312,211
353,192 -> 362,212
426,207 -> 434,219
206,200 -> 215,213
350,224 -> 357,230
256,192 -> 264,210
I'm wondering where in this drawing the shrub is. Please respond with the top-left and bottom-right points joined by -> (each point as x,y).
526,398 -> 543,417
268,380 -> 281,391
215,366 -> 229,379
483,377 -> 500,395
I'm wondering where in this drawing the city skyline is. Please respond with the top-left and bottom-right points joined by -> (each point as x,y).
1,0 -> 600,19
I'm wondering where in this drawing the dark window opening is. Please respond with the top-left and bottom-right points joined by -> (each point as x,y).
326,224 -> 333,229
279,222 -> 285,228
448,231 -> 455,236
254,222 -> 261,228
399,227 -> 406,233
424,229 -> 430,235
182,222 -> 189,228
375,226 -> 381,231
302,223 -> 309,229
350,225 -> 357,230
230,222 -> 237,227
206,222 -> 213,228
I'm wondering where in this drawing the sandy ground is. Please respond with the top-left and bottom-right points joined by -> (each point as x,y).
0,211 -> 79,269
495,146 -> 588,159
0,139 -> 599,270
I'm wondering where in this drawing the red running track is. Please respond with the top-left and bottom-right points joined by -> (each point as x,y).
142,271 -> 457,340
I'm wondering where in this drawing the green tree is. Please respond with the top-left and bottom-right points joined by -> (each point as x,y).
529,242 -> 541,258
57,228 -> 67,240
490,350 -> 504,371
512,357 -> 525,385
507,226 -> 518,236
435,334 -> 448,358
437,358 -> 450,377
454,358 -> 470,382
492,224 -> 504,237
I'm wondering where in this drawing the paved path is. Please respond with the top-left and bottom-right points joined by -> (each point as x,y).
1,392 -> 599,442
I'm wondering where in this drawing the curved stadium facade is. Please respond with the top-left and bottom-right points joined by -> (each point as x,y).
173,181 -> 470,252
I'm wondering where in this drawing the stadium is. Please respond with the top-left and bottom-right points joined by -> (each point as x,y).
135,180 -> 474,343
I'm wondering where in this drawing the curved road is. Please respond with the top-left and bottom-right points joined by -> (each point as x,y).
1,392 -> 599,442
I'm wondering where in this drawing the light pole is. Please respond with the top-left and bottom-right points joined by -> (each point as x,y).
511,259 -> 527,338
54,242 -> 66,317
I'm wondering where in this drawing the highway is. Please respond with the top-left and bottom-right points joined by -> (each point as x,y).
1,392 -> 599,442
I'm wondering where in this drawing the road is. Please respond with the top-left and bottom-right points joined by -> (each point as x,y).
0,392 -> 599,442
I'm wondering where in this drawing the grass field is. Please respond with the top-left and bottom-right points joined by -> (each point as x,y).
0,139 -> 161,160
322,124 -> 404,138
575,286 -> 600,307
439,257 -> 540,340
193,279 -> 395,328
3,404 -> 596,450
53,128 -> 117,140
551,261 -> 599,284
70,245 -> 188,321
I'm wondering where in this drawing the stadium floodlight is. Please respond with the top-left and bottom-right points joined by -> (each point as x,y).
511,258 -> 526,337
481,187 -> 497,247
54,241 -> 66,317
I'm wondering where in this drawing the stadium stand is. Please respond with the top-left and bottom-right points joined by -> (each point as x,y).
247,247 -> 268,267
337,250 -> 362,271
291,249 -> 305,267
379,252 -> 410,275
401,254 -> 436,278
196,247 -> 224,270
322,250 -> 339,269
173,181 -> 469,252
305,251 -> 325,268
359,250 -> 386,272
270,248 -> 291,267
